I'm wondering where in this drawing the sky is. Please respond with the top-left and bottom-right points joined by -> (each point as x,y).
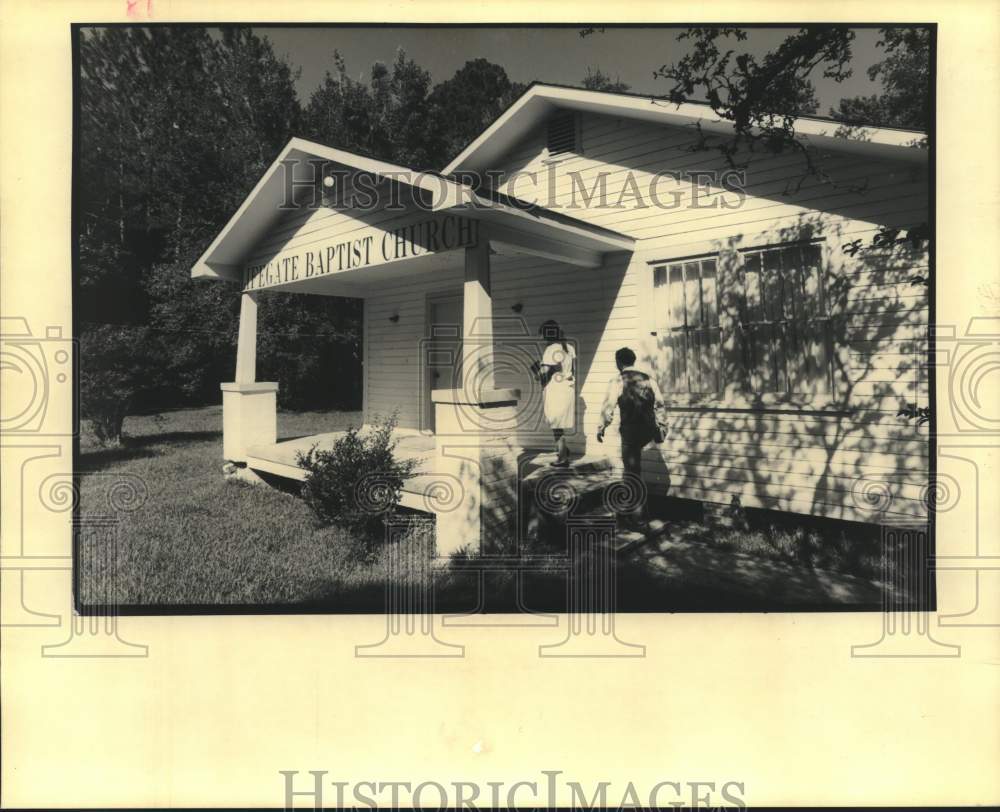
255,26 -> 888,116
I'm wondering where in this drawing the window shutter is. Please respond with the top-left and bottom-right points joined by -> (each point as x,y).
546,112 -> 579,157
652,258 -> 722,395
739,242 -> 831,395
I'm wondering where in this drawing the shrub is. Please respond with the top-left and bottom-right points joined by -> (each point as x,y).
297,413 -> 417,542
79,325 -> 158,446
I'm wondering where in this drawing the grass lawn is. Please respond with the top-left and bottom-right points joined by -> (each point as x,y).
78,405 -> 902,611
78,405 -> 440,608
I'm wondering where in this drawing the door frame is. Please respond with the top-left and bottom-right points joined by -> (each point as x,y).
423,291 -> 463,433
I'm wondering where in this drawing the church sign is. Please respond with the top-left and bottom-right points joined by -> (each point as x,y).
242,212 -> 479,291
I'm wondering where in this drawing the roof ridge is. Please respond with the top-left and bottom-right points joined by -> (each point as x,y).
522,80 -> 926,134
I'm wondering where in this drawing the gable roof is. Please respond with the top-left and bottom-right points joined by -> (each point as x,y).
191,137 -> 634,281
194,84 -> 926,283
191,138 -> 439,280
443,82 -> 927,176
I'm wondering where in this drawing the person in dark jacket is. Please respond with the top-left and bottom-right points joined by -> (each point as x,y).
597,347 -> 668,526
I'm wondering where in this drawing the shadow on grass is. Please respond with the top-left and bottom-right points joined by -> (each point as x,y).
77,443 -> 163,470
80,429 -> 223,469
126,429 -> 223,447
252,470 -> 305,495
286,538 -> 886,614
275,433 -> 319,443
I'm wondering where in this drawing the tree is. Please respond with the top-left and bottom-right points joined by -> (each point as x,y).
78,27 -> 270,278
211,27 -> 304,208
79,325 -> 159,445
78,27 -> 225,425
301,50 -> 380,157
645,26 -> 930,177
78,34 -> 541,428
424,59 -> 527,166
582,67 -> 630,93
302,49 -> 435,168
255,293 -> 363,410
78,27 -> 365,420
830,27 -> 930,135
302,53 -> 526,172
649,27 -> 846,178
649,26 -> 933,424
384,50 -> 435,168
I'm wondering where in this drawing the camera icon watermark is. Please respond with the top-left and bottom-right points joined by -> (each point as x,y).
0,317 -> 77,437
933,317 -> 1000,434
850,317 -> 1000,656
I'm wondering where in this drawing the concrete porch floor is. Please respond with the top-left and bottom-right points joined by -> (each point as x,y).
243,433 -> 627,518
245,429 -> 443,511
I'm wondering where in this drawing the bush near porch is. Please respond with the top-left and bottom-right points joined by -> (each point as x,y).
297,413 -> 418,546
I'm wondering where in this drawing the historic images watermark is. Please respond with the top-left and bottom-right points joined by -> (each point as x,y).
277,159 -> 748,214
250,162 -> 746,292
1,316 -> 76,437
351,515 -> 648,659
280,769 -> 747,810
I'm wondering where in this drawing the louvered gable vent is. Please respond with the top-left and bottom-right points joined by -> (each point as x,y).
546,111 -> 579,157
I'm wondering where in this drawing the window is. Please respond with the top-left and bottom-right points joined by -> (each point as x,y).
651,242 -> 832,399
652,257 -> 721,394
739,242 -> 830,395
546,112 -> 579,157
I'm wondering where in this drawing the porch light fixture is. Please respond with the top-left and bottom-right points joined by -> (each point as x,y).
389,313 -> 399,323
511,302 -> 523,313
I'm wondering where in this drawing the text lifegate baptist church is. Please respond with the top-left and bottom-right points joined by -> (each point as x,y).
241,213 -> 479,291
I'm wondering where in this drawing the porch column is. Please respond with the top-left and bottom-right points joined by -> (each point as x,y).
462,235 -> 495,392
431,227 -> 522,559
234,291 -> 259,383
221,291 -> 278,465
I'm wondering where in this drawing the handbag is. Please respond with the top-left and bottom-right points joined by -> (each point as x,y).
652,420 -> 667,444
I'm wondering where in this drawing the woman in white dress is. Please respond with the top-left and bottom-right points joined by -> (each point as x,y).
533,319 -> 576,467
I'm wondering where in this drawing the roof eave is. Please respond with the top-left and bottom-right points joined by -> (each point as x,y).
442,84 -> 928,176
190,137 -> 447,282
192,136 -> 635,283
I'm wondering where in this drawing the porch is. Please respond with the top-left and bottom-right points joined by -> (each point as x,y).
241,425 -> 644,550
192,137 -> 635,553
243,429 -> 441,512
244,426 -> 624,494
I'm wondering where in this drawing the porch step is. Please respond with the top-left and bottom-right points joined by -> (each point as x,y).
569,517 -> 668,558
612,519 -> 667,555
243,428 -> 434,488
519,450 -> 618,482
519,450 -> 661,553
520,451 -> 621,517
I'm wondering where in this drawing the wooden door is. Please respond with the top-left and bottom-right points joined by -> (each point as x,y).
424,294 -> 463,433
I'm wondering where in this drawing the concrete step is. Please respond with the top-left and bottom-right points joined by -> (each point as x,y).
519,450 -> 617,482
520,452 -> 619,512
518,450 -> 661,554
576,518 -> 667,556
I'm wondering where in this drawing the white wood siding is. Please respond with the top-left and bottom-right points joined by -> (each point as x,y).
243,111 -> 929,527
363,266 -> 464,429
487,112 -> 930,525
